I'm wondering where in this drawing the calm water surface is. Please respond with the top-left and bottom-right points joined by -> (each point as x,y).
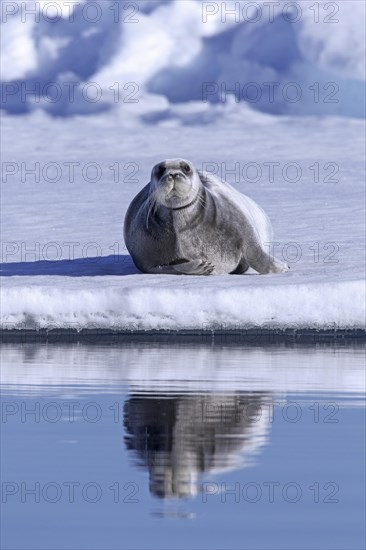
1,342 -> 365,550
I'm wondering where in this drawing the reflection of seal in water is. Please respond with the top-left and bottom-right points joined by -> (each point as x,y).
124,392 -> 271,499
124,158 -> 289,275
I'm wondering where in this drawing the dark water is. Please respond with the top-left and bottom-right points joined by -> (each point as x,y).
1,343 -> 365,550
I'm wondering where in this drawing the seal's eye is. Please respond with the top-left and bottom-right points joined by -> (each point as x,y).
181,162 -> 191,174
155,164 -> 165,178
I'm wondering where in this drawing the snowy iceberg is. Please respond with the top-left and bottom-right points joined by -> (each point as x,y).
1,0 -> 365,118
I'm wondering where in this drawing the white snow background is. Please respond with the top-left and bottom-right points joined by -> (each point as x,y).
0,0 -> 365,331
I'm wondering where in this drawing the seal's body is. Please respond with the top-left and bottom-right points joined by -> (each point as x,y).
124,159 -> 288,275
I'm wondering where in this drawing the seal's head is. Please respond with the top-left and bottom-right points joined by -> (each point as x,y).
150,158 -> 201,209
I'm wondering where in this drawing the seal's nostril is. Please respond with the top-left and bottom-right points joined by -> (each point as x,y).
167,172 -> 179,181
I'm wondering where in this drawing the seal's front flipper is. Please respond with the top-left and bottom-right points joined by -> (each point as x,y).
171,259 -> 215,275
149,259 -> 215,275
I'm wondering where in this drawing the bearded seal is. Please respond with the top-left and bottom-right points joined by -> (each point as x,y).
124,159 -> 289,275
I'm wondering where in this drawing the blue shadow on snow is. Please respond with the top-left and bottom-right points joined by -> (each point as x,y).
0,255 -> 140,277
